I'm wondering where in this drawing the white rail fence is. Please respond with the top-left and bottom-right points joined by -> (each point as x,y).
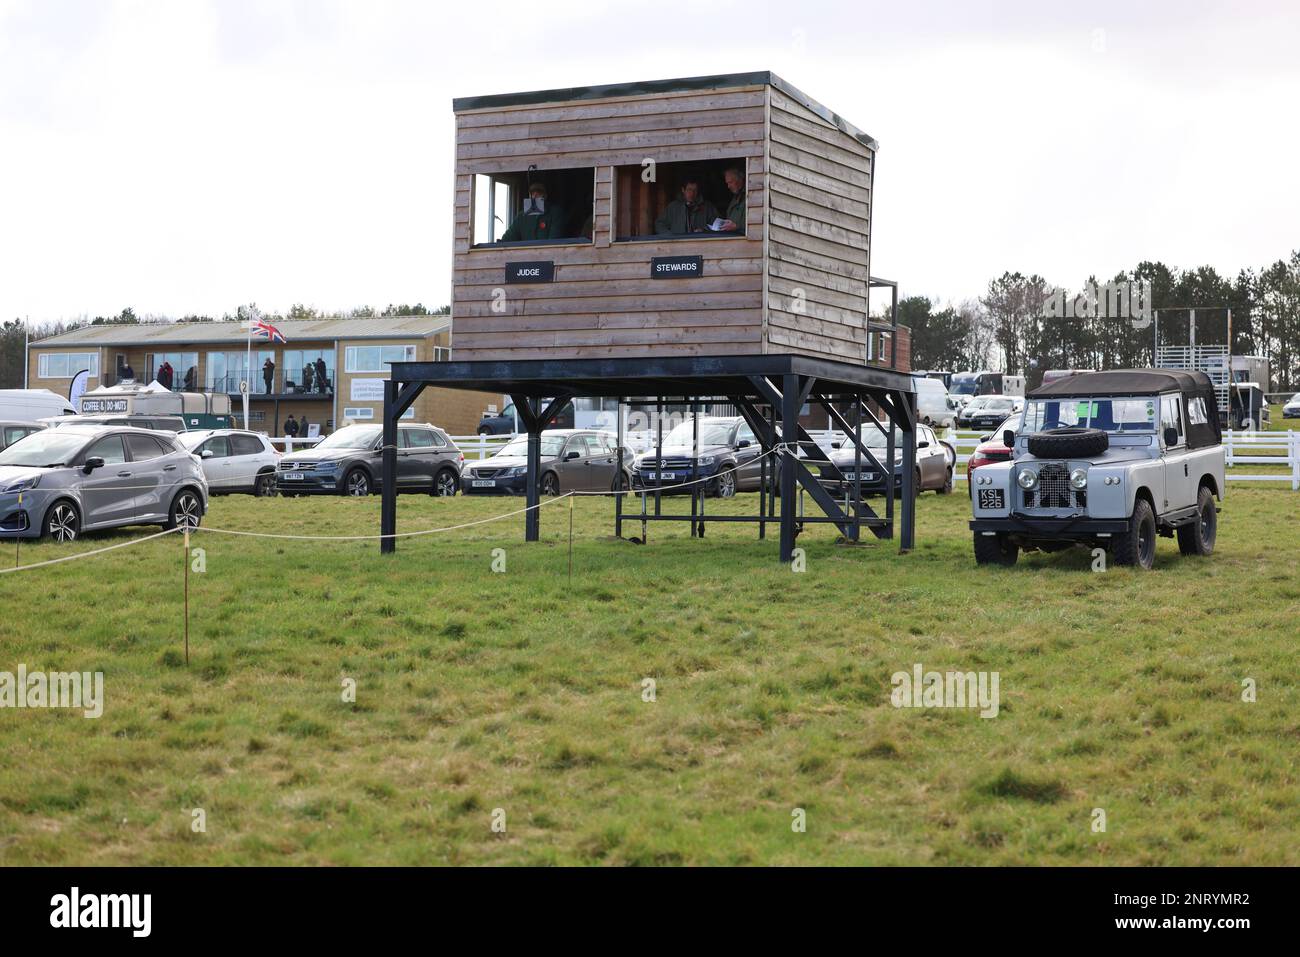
271,429 -> 1299,490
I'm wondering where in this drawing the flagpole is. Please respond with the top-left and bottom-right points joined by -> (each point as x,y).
243,308 -> 253,429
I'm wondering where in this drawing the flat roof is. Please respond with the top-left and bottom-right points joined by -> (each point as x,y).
452,71 -> 878,151
389,353 -> 913,399
32,315 -> 451,348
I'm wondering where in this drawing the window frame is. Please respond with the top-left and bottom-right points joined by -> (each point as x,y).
470,167 -> 597,249
611,157 -> 753,245
344,345 -> 417,374
38,352 -> 100,379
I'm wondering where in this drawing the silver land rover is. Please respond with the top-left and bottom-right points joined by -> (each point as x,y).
969,370 -> 1225,569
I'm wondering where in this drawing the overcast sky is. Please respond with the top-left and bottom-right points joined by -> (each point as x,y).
2,0 -> 1297,323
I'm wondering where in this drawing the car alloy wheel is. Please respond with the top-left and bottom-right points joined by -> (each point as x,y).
345,470 -> 370,496
542,472 -> 559,496
46,502 -> 79,543
172,491 -> 202,529
255,474 -> 277,497
714,470 -> 736,498
435,470 -> 458,496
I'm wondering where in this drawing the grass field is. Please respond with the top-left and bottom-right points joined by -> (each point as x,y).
1,479 -> 1297,866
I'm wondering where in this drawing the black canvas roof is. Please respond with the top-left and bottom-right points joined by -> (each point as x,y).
1030,369 -> 1212,398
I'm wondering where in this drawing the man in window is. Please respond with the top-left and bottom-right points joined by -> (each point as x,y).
501,183 -> 566,241
314,357 -> 328,394
717,167 -> 745,233
655,177 -> 719,235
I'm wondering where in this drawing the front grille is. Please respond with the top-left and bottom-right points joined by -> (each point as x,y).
473,468 -> 501,478
1023,462 -> 1086,509
637,457 -> 697,471
279,461 -> 317,472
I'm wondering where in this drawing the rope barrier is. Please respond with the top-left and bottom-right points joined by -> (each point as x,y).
0,445 -> 805,560
0,527 -> 182,575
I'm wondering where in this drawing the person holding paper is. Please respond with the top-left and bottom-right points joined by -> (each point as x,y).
654,177 -> 719,235
717,166 -> 746,233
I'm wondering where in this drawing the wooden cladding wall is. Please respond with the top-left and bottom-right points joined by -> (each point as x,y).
453,86 -> 766,361
764,86 -> 874,363
451,81 -> 874,363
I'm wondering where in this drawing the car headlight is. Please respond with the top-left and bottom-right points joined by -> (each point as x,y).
499,466 -> 525,478
1017,469 -> 1038,490
3,476 -> 40,494
697,455 -> 716,467
315,461 -> 339,472
1070,468 -> 1088,490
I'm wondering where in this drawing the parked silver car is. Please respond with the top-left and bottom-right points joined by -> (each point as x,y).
178,429 -> 280,496
0,425 -> 208,542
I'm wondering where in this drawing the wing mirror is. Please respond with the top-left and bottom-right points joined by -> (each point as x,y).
565,450 -> 581,460
82,456 -> 105,473
917,440 -> 929,449
1163,426 -> 1179,447
738,439 -> 751,448
1002,430 -> 1016,448
201,450 -> 214,459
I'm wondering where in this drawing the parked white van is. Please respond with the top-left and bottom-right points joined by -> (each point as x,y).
0,389 -> 77,421
912,376 -> 957,429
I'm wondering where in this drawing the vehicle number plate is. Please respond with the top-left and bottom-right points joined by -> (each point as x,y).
471,479 -> 496,487
843,472 -> 876,482
978,489 -> 1005,509
283,472 -> 304,481
644,472 -> 679,481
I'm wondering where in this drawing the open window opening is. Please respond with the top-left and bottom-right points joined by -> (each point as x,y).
614,157 -> 748,241
472,167 -> 594,247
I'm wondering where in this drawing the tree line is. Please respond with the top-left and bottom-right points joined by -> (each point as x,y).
0,303 -> 450,389
902,251 -> 1300,392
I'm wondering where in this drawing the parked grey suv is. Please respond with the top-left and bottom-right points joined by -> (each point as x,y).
276,423 -> 464,496
0,425 -> 208,542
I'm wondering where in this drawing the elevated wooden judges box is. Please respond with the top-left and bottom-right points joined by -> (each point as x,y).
452,72 -> 878,363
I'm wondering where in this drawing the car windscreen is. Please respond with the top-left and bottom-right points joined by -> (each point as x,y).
1022,397 -> 1156,433
176,432 -> 210,449
0,430 -> 89,467
984,398 -> 1016,411
664,421 -> 735,446
950,376 -> 979,395
314,426 -> 382,450
498,436 -> 566,457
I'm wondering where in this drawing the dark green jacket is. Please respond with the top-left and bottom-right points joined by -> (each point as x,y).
655,198 -> 720,235
725,190 -> 746,231
502,205 -> 567,242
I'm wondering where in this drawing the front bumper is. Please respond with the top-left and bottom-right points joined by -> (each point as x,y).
275,470 -> 342,493
630,464 -> 720,493
463,473 -> 527,495
970,513 -> 1131,537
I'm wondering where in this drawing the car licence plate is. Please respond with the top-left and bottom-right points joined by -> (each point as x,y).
842,472 -> 876,482
978,489 -> 1005,509
643,472 -> 680,481
471,479 -> 496,487
282,472 -> 304,481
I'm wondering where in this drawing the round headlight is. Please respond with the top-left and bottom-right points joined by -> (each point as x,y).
1017,469 -> 1037,490
1070,468 -> 1088,490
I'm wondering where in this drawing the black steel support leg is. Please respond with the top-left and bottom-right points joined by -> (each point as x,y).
380,380 -> 399,554
898,390 -> 918,553
780,373 -> 799,563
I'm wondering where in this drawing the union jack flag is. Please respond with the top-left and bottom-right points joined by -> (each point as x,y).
251,319 -> 287,344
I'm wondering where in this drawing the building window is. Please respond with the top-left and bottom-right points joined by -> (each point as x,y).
38,352 -> 99,379
207,350 -> 275,394
146,352 -> 198,390
472,167 -> 595,246
343,407 -> 375,420
344,345 -> 416,373
433,346 -> 450,362
614,158 -> 747,241
282,349 -> 335,394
